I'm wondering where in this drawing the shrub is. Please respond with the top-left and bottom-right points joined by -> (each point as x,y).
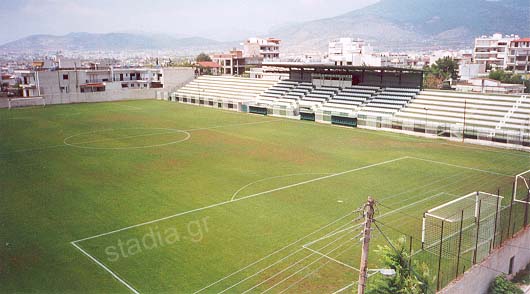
489,275 -> 523,294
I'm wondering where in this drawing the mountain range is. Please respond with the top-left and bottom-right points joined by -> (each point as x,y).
0,32 -> 234,53
1,0 -> 529,53
272,0 -> 530,52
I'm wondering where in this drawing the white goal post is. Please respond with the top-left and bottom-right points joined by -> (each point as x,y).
514,169 -> 530,204
421,191 -> 503,260
8,97 -> 46,110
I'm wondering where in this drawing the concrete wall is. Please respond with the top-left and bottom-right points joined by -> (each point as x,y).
0,89 -> 157,109
439,226 -> 530,294
161,67 -> 195,92
40,89 -> 157,105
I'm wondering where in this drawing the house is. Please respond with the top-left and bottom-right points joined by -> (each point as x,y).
195,61 -> 220,76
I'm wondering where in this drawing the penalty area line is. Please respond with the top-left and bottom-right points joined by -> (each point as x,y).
70,241 -> 140,294
72,156 -> 408,244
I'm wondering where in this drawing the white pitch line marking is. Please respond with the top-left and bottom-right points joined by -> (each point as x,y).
0,144 -> 66,156
63,128 -> 191,150
244,235 -> 355,294
72,157 -> 407,243
1,120 -> 279,156
406,156 -> 513,177
192,212 -> 355,293
231,173 -> 332,201
70,242 -> 140,294
273,242 -> 361,294
114,104 -> 143,110
215,221 -> 356,294
441,142 -> 530,158
302,243 -> 359,271
184,119 -> 281,132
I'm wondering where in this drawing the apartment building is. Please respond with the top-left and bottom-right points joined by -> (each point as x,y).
327,38 -> 381,67
473,33 -> 519,69
243,38 -> 281,61
211,50 -> 246,76
506,38 -> 530,76
210,49 -> 264,76
14,70 -> 40,97
111,68 -> 163,89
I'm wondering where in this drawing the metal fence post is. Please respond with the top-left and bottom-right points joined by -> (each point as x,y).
507,184 -> 515,241
524,192 -> 530,228
437,220 -> 445,291
409,235 -> 413,266
456,210 -> 464,279
473,200 -> 482,264
492,191 -> 500,251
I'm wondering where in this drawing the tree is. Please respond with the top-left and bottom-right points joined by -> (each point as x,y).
430,57 -> 459,80
488,69 -> 524,85
423,57 -> 459,89
366,237 -> 432,294
196,53 -> 212,63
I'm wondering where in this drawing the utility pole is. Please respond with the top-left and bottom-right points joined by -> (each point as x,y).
357,197 -> 376,294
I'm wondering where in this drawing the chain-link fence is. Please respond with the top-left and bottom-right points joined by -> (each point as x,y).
415,190 -> 529,291
357,114 -> 530,148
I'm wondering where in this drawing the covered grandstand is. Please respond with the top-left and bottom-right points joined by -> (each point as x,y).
169,65 -> 530,148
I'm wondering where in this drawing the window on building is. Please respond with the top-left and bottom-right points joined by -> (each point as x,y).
63,74 -> 69,80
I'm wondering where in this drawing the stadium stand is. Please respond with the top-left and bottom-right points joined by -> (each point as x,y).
168,62 -> 530,147
395,90 -> 530,134
358,88 -> 420,117
173,75 -> 276,103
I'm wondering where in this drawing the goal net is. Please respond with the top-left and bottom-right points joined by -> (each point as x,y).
515,170 -> 530,204
8,97 -> 46,110
421,191 -> 502,262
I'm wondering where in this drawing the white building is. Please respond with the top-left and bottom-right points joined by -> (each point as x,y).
507,38 -> 530,76
459,63 -> 487,81
242,38 -> 281,61
327,38 -> 381,66
455,78 -> 526,94
473,33 -> 520,70
111,68 -> 163,89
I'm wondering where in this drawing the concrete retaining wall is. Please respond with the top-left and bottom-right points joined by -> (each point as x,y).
439,226 -> 530,294
0,89 -> 157,109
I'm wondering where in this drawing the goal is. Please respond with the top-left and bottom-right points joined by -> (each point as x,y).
514,170 -> 530,204
8,97 -> 46,110
421,191 -> 502,262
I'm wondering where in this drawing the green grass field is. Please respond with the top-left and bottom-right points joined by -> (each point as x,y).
1,100 -> 528,293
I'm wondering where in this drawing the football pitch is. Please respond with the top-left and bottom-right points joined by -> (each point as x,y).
1,100 -> 528,293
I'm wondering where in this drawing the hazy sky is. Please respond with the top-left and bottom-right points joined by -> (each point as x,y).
0,0 -> 378,44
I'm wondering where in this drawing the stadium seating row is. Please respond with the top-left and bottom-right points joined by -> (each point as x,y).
395,90 -> 530,133
171,76 -> 529,136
